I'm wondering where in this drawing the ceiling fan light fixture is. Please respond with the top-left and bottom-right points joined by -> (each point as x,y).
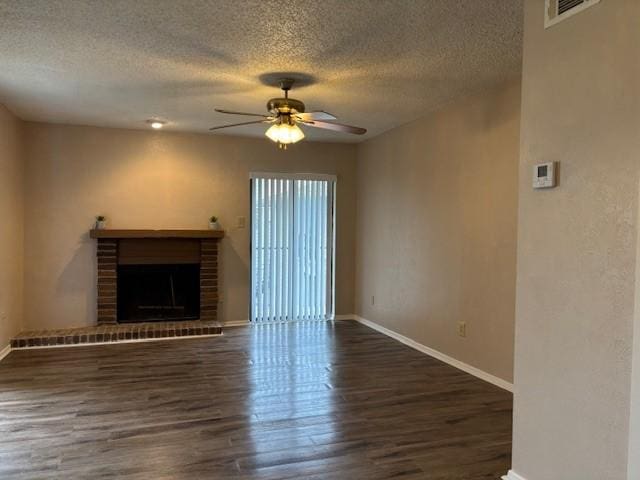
147,119 -> 166,129
265,122 -> 305,145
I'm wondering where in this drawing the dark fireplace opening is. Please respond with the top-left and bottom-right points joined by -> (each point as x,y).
117,264 -> 200,323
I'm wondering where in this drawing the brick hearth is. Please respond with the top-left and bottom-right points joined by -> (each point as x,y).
10,320 -> 222,349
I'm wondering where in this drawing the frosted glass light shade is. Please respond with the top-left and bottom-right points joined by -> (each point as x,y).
265,123 -> 305,144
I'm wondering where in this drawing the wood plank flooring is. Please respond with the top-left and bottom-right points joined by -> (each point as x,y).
0,320 -> 512,479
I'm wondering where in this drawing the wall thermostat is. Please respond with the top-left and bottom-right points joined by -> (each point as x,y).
533,162 -> 557,189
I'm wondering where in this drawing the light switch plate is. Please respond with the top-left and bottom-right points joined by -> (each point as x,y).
237,216 -> 246,228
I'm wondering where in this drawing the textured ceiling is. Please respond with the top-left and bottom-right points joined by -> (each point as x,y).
0,0 -> 523,142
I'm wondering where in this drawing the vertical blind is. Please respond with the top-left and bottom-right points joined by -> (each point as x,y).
251,173 -> 335,323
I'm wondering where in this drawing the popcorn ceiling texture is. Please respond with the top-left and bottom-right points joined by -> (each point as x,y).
0,0 -> 522,142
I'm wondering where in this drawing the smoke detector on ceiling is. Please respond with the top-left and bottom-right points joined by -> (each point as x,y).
545,0 -> 601,29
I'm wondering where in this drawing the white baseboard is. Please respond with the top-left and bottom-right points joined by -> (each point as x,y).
502,470 -> 527,480
352,315 -> 513,392
0,344 -> 11,362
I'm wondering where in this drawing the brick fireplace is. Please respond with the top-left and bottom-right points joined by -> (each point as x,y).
90,230 -> 223,325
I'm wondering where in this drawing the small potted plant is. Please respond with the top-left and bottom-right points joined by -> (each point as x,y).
209,215 -> 220,230
95,215 -> 107,229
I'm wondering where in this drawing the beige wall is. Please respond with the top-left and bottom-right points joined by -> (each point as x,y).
0,104 -> 24,349
354,80 -> 521,383
511,1 -> 640,479
22,123 -> 357,330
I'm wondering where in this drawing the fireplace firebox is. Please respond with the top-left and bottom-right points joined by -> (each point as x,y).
117,264 -> 200,322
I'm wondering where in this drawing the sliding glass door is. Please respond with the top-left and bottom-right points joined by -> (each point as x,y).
250,173 -> 336,323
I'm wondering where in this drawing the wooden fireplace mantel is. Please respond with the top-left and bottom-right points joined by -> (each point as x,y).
90,229 -> 225,239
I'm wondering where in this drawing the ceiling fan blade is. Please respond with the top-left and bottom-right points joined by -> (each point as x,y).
209,120 -> 271,131
302,120 -> 367,135
294,111 -> 337,121
215,108 -> 270,118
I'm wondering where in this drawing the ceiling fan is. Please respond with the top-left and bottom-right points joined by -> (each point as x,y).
209,78 -> 366,149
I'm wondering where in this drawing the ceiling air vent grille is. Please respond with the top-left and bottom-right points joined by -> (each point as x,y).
545,0 -> 601,28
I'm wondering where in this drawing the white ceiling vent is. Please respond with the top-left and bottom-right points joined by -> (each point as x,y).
545,0 -> 601,28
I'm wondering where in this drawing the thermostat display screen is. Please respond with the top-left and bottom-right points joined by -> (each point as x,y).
533,162 -> 556,189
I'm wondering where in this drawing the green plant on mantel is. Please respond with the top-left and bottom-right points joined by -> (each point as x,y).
210,216 -> 218,223
95,215 -> 107,230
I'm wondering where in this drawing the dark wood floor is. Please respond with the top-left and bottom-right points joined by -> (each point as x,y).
0,321 -> 512,479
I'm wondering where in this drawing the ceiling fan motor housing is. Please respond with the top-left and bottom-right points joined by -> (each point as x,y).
267,97 -> 305,115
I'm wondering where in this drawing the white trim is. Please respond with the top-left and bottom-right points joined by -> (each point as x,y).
0,344 -> 11,362
10,333 -> 222,350
502,470 -> 527,480
352,315 -> 513,392
334,314 -> 355,321
222,320 -> 250,327
250,172 -> 337,182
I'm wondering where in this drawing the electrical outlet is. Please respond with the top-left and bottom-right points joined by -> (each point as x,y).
457,321 -> 467,338
237,216 -> 246,229
371,295 -> 375,306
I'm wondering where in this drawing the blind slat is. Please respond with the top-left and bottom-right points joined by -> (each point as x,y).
251,179 -> 259,321
294,181 -> 301,319
272,179 -> 277,320
258,178 -> 263,321
311,181 -> 317,318
315,181 -> 322,318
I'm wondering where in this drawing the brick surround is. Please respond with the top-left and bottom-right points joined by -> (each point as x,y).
199,239 -> 219,322
92,230 -> 223,325
97,239 -> 118,324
